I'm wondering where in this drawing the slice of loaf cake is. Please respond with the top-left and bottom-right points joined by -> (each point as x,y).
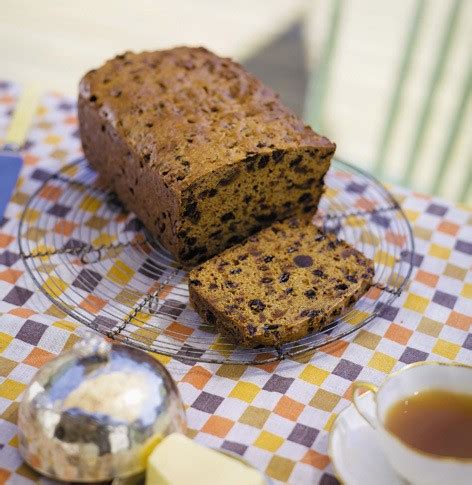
189,217 -> 374,347
78,47 -> 335,266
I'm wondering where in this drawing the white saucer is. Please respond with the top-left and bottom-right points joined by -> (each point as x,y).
329,392 -> 406,485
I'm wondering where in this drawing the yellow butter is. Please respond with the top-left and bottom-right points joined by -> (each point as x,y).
146,433 -> 265,485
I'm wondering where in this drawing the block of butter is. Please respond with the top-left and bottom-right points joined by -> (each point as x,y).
145,433 -> 266,485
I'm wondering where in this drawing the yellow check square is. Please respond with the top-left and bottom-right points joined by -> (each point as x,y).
80,195 -> 102,213
374,250 -> 395,267
107,260 -> 134,285
0,332 -> 13,353
404,293 -> 429,313
461,283 -> 472,299
404,209 -> 420,222
53,320 -> 78,332
299,365 -> 329,386
348,311 -> 373,327
254,431 -> 284,452
42,275 -> 68,298
229,381 -> 260,403
368,352 -> 396,373
0,379 -> 27,400
432,339 -> 460,360
92,233 -> 115,247
149,352 -> 172,365
44,134 -> 62,145
23,208 -> 40,224
428,244 -> 451,260
9,435 -> 19,447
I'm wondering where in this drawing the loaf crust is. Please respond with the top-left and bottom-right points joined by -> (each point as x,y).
78,47 -> 336,265
189,217 -> 374,347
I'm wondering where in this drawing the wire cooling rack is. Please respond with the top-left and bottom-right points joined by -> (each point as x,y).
19,157 -> 414,364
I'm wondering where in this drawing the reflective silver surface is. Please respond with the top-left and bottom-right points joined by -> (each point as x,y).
18,334 -> 187,482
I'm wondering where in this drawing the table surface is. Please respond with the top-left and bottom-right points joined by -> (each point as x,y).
0,81 -> 471,485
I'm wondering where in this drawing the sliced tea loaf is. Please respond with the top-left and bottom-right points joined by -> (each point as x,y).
189,217 -> 374,347
78,47 -> 335,266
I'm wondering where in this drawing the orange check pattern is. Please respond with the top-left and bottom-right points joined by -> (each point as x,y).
0,82 -> 471,484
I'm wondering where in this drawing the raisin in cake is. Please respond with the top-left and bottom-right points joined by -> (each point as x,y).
78,47 -> 336,266
189,217 -> 374,347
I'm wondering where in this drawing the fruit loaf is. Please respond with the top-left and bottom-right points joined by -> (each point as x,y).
78,47 -> 336,266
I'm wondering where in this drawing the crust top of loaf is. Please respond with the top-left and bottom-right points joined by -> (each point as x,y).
79,47 -> 335,189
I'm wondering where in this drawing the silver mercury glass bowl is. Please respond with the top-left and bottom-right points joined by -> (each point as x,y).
18,334 -> 187,482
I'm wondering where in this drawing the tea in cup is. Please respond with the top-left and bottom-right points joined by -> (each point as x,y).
352,361 -> 472,485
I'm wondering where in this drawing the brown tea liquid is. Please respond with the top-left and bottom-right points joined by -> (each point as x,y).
385,389 -> 472,459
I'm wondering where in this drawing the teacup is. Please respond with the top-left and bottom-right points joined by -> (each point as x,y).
352,361 -> 472,485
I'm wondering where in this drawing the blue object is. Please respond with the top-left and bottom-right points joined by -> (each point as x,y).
0,151 -> 22,219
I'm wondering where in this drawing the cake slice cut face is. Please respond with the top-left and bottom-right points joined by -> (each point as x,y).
189,217 -> 374,347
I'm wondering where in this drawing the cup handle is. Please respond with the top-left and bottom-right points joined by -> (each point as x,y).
352,381 -> 379,428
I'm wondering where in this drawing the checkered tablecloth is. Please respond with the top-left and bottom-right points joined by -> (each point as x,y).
0,81 -> 471,485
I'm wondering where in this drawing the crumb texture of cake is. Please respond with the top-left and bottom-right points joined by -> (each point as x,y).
78,47 -> 336,266
189,218 -> 374,347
